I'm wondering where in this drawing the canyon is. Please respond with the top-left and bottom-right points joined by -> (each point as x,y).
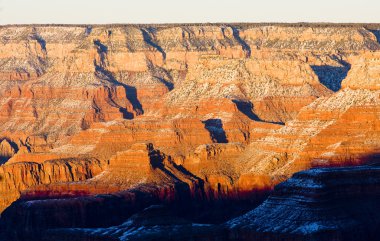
0,23 -> 379,241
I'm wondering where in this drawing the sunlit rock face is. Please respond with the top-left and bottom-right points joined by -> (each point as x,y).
227,165 -> 380,241
0,23 -> 379,241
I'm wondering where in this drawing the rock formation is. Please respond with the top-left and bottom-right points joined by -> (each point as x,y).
0,157 -> 104,212
228,164 -> 380,241
4,164 -> 379,241
0,139 -> 17,163
0,23 -> 379,241
42,205 -> 225,241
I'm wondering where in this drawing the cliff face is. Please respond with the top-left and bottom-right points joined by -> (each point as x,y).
228,165 -> 380,241
0,158 -> 104,212
5,165 -> 379,241
239,52 -> 380,182
0,24 -> 379,241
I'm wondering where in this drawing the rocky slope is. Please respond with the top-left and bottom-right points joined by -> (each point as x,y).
0,23 -> 379,240
3,164 -> 379,241
41,205 -> 226,241
228,164 -> 380,241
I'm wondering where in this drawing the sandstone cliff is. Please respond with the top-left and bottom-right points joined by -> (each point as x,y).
0,23 -> 379,241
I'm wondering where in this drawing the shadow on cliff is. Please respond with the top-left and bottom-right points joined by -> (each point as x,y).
202,119 -> 228,143
360,152 -> 380,165
0,184 -> 271,241
311,60 -> 351,92
230,26 -> 251,58
311,151 -> 380,168
93,40 -> 144,116
147,60 -> 175,91
123,85 -> 144,115
96,65 -> 144,118
31,29 -> 47,53
155,76 -> 174,90
4,150 -> 379,241
0,157 -> 8,165
0,139 -> 19,165
232,100 -> 285,125
84,26 -> 92,36
368,29 -> 380,44
141,28 -> 166,60
0,153 -> 272,241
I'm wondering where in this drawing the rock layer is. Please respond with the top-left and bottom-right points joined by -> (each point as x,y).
228,165 -> 380,241
0,23 -> 380,241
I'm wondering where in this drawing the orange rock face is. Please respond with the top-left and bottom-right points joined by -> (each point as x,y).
0,24 -> 379,214
0,139 -> 17,163
0,157 -> 104,212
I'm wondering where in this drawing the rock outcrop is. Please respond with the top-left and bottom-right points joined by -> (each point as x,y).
0,139 -> 17,163
4,164 -> 379,241
0,158 -> 105,212
228,164 -> 380,241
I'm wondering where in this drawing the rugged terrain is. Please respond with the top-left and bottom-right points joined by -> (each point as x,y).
228,164 -> 380,241
0,23 -> 379,240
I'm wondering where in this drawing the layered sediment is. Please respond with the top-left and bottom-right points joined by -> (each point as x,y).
228,165 -> 380,241
0,23 -> 379,241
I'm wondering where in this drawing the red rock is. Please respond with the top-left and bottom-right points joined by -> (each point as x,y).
0,24 -> 379,229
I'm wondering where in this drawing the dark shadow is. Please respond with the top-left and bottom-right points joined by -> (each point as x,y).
31,28 -> 46,52
0,139 -> 18,165
168,157 -> 206,198
154,77 -> 174,91
147,60 -> 174,91
3,151 -> 380,240
231,26 -> 251,58
94,39 -> 108,52
148,149 -> 164,169
171,161 -> 203,181
149,150 -> 184,183
93,40 -> 144,116
150,155 -> 208,203
156,165 -> 181,182
85,26 -> 93,36
362,153 -> 380,166
311,61 -> 351,92
0,156 -> 9,165
233,100 -> 260,121
232,100 -> 285,125
123,85 -> 144,115
0,144 -> 275,240
94,39 -> 108,64
94,65 -> 140,118
29,28 -> 48,77
35,36 -> 46,52
368,29 -> 380,44
141,28 -> 166,60
202,119 -> 228,143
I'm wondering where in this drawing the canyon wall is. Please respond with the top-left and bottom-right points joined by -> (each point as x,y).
0,23 -> 379,240
228,164 -> 380,241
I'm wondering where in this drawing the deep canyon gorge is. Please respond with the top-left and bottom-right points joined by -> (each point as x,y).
0,23 -> 379,241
